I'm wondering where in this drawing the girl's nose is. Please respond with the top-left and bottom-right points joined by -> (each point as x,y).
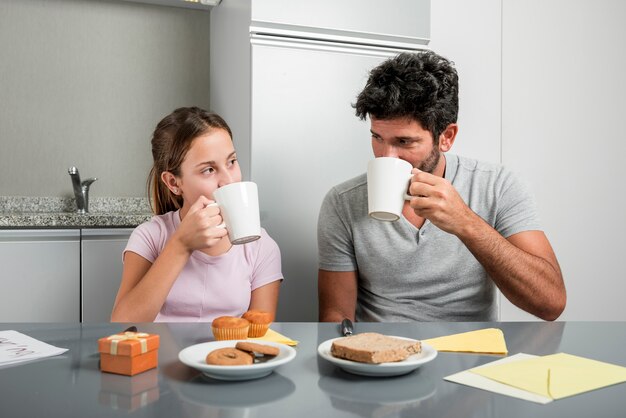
217,170 -> 235,188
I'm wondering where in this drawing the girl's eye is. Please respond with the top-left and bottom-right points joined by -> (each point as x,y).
203,167 -> 215,174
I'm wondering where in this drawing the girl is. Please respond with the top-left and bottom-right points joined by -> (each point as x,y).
111,107 -> 283,322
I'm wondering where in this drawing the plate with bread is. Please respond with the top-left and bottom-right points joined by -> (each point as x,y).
179,340 -> 296,381
317,333 -> 437,377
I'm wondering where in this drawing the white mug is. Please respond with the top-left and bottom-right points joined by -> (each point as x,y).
367,157 -> 413,221
212,181 -> 261,245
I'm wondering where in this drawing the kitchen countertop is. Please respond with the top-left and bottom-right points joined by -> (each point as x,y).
0,196 -> 153,228
1,322 -> 624,418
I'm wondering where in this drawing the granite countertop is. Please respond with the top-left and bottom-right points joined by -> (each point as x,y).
0,196 -> 153,228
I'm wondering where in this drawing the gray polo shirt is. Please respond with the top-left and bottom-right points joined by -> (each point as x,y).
317,153 -> 541,321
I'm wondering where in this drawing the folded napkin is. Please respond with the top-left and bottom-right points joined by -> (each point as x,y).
471,352 -> 626,400
446,353 -> 552,404
422,328 -> 508,355
249,328 -> 298,346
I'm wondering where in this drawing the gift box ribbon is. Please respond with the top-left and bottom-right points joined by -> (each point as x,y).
107,332 -> 149,355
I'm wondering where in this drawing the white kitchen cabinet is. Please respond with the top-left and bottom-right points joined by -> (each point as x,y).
249,43 -> 404,322
250,0 -> 430,47
81,228 -> 133,322
0,228 -> 133,322
0,229 -> 80,321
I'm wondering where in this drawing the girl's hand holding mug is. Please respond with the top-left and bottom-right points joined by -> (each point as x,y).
176,196 -> 228,252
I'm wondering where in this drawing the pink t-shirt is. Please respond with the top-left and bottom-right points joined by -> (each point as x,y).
124,210 -> 283,322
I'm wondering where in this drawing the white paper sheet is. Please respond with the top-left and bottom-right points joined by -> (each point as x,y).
0,330 -> 69,367
444,353 -> 553,404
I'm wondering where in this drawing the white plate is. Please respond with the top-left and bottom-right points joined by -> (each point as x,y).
179,340 -> 296,381
317,336 -> 437,377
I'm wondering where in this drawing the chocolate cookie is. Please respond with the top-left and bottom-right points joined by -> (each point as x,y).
235,341 -> 280,356
206,347 -> 254,365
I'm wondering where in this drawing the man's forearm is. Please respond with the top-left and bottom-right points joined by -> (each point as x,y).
456,214 -> 566,321
319,308 -> 353,323
318,270 -> 358,323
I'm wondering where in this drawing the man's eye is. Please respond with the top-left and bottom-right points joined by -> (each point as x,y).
229,158 -> 238,165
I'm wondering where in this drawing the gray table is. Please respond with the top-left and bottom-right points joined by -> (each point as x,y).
1,322 -> 625,417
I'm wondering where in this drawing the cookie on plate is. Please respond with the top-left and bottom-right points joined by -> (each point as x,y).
206,347 -> 254,366
235,341 -> 280,357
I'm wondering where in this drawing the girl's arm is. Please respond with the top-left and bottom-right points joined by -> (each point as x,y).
111,238 -> 191,322
249,281 -> 281,318
111,196 -> 227,322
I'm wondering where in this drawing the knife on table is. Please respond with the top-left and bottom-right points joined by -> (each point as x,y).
341,318 -> 353,337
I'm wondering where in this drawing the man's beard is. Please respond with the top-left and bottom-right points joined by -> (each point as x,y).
417,146 -> 441,173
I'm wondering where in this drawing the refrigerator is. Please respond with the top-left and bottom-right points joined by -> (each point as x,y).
210,0 -> 431,321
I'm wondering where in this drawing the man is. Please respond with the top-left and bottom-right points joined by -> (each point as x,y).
317,51 -> 566,322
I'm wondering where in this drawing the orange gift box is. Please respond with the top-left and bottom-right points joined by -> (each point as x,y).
98,332 -> 160,376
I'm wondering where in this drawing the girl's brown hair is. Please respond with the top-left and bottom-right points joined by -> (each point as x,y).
148,107 -> 233,215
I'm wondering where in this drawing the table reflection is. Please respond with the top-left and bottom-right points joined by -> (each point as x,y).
98,368 -> 160,412
318,367 -> 436,418
176,372 -> 295,418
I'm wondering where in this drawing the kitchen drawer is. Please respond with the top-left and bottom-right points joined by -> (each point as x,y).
81,228 -> 133,322
0,229 -> 80,322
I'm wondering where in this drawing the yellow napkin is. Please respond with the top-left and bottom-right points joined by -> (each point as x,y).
249,328 -> 298,346
422,328 -> 508,355
471,352 -> 626,400
446,353 -> 553,404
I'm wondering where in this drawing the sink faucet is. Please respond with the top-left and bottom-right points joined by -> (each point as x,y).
68,167 -> 97,214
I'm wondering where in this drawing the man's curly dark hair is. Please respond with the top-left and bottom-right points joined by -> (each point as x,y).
354,51 -> 459,144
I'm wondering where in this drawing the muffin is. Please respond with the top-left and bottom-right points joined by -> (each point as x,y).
211,316 -> 250,340
242,309 -> 273,337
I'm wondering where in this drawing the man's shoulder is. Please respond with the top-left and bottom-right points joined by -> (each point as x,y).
328,173 -> 367,197
320,173 -> 367,218
449,154 -> 516,186
453,154 -> 504,174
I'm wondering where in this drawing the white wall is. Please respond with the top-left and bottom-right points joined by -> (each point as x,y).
433,0 -> 626,320
430,0 -> 502,165
0,0 -> 211,198
501,0 -> 626,320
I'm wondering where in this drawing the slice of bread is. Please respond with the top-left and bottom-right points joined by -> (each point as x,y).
330,332 -> 421,364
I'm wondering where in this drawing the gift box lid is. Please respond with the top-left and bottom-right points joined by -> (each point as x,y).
98,332 -> 160,357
